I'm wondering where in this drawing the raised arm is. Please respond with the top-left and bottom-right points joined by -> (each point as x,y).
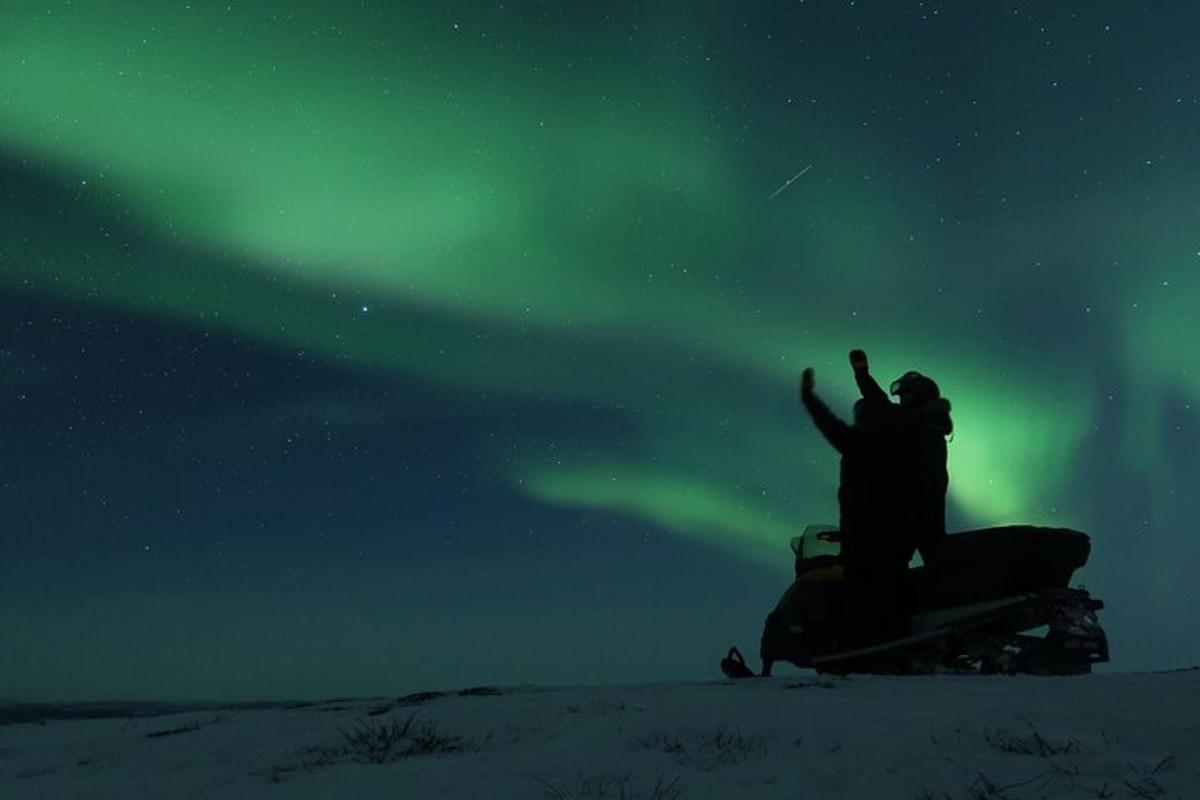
799,368 -> 851,454
849,349 -> 889,407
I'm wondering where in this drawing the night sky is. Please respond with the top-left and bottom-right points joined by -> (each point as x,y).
3,2 -> 1198,701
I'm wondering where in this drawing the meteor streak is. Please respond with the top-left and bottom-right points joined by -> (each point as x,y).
769,163 -> 813,199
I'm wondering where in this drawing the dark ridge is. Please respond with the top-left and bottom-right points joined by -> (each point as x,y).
0,700 -> 299,726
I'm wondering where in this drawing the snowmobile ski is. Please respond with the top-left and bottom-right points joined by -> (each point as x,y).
720,646 -> 757,679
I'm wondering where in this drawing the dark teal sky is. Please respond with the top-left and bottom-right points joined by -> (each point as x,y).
2,1 -> 1198,700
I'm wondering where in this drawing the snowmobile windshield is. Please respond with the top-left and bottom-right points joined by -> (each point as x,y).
796,525 -> 840,561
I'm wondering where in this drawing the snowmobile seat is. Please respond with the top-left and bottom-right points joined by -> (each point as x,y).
907,525 -> 1091,612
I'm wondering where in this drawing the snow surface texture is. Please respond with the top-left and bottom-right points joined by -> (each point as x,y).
2,671 -> 1198,799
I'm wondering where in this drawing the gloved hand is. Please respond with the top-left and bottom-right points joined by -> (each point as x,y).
799,367 -> 815,400
849,349 -> 869,372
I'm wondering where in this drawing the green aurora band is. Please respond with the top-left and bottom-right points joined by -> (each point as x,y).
2,1 -> 1196,572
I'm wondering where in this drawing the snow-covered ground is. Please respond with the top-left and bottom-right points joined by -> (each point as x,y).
2,669 -> 1198,799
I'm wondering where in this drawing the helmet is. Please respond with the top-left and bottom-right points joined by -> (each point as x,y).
889,371 -> 940,407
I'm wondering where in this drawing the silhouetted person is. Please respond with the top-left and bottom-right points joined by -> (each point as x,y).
799,357 -> 903,647
887,369 -> 953,569
799,364 -> 880,560
845,351 -> 953,564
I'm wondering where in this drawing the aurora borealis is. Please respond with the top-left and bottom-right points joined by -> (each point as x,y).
2,1 -> 1198,700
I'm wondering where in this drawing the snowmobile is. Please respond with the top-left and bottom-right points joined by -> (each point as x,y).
729,524 -> 1108,677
